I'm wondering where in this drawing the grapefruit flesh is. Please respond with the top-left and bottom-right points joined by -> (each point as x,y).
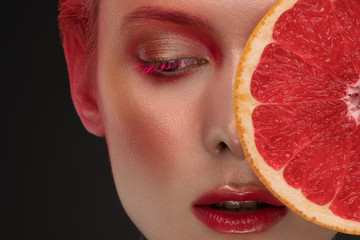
234,0 -> 360,235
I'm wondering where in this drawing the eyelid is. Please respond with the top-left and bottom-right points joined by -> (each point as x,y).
135,34 -> 209,62
130,34 -> 211,82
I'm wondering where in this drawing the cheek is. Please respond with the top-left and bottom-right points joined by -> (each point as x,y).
118,106 -> 179,174
101,86 -> 193,189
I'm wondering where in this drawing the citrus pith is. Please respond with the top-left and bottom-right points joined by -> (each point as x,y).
234,0 -> 360,235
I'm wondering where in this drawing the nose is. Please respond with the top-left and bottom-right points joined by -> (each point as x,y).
200,58 -> 246,160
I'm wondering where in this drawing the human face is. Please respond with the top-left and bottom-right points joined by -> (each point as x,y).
95,0 -> 337,239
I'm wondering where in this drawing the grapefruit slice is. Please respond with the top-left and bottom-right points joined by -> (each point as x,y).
234,0 -> 360,235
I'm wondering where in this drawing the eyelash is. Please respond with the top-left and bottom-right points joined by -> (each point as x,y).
133,58 -> 206,82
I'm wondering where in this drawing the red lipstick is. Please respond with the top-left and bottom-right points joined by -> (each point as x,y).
192,187 -> 288,234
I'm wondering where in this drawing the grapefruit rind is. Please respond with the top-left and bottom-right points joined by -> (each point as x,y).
234,0 -> 360,235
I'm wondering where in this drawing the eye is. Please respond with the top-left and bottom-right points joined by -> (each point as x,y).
133,58 -> 207,82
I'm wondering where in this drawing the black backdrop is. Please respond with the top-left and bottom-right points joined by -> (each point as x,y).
3,1 -> 140,239
2,1 -> 359,240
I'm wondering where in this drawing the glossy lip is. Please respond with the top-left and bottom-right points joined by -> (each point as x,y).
192,186 -> 288,234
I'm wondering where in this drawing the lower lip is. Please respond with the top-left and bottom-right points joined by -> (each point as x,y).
192,205 -> 288,234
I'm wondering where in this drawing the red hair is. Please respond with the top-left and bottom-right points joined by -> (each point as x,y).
57,0 -> 98,88
58,0 -> 98,55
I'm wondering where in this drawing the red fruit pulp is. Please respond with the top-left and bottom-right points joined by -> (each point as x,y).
251,0 -> 360,222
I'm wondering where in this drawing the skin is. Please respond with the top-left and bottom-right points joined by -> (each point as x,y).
69,0 -> 338,239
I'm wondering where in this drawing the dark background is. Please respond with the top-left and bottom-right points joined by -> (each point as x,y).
2,1 -> 359,240
3,1 -> 140,239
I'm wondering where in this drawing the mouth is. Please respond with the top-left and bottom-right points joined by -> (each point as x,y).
210,200 -> 270,212
192,187 -> 288,234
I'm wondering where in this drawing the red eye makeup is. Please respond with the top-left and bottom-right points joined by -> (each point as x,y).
119,12 -> 221,85
131,58 -> 208,83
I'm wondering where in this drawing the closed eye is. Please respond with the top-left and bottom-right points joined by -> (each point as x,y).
133,58 -> 208,82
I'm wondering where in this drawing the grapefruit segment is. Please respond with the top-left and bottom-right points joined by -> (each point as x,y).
273,0 -> 359,84
251,43 -> 348,103
253,100 -> 347,170
284,118 -> 355,205
234,0 -> 360,235
330,126 -> 360,222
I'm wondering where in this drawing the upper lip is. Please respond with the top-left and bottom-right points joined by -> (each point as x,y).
193,185 -> 285,207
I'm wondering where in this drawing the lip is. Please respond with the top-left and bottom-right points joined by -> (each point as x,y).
192,186 -> 288,234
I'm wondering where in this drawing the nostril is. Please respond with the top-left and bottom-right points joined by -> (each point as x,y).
218,142 -> 228,150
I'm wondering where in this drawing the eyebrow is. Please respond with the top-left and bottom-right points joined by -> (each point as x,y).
122,6 -> 213,31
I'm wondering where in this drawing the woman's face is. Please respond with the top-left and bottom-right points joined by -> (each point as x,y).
95,0 -> 337,239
